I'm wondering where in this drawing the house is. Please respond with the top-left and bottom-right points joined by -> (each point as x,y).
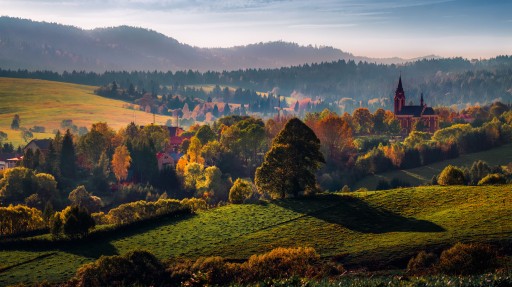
0,153 -> 22,169
393,76 -> 439,134
23,139 -> 52,157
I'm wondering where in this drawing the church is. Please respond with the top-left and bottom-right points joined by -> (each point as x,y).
393,76 -> 439,134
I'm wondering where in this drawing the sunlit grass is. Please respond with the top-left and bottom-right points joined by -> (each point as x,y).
0,77 -> 174,146
0,185 -> 510,285
355,144 -> 512,189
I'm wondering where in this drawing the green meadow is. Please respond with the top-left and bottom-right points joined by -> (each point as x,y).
354,144 -> 512,189
1,185 -> 511,285
0,77 -> 174,147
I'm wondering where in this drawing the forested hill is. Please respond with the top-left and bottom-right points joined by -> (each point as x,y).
0,17 -> 438,73
2,56 -> 512,109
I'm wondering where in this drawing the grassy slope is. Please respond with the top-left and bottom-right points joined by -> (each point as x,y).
1,185 -> 511,285
0,77 -> 174,147
354,144 -> 512,190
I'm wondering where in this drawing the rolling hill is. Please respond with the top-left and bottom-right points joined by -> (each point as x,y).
0,185 -> 510,285
0,77 -> 174,146
354,144 -> 512,190
0,17 -> 436,72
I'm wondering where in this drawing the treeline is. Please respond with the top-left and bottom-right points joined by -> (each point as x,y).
1,56 -> 512,111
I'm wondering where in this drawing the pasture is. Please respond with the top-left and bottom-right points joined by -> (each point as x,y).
0,185 -> 511,285
354,144 -> 512,189
0,77 -> 174,147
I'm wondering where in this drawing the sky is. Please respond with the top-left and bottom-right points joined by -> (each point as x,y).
1,0 -> 511,59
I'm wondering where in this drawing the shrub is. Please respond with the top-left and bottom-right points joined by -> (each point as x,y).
63,206 -> 95,239
438,242 -> 498,275
72,250 -> 167,287
0,204 -> 45,236
240,247 -> 321,282
229,178 -> 253,204
438,165 -> 466,185
407,251 -> 438,273
52,205 -> 95,239
477,173 -> 507,185
166,247 -> 343,285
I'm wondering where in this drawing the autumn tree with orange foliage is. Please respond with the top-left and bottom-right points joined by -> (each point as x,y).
315,114 -> 354,161
112,145 -> 131,183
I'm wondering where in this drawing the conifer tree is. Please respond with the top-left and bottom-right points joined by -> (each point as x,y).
60,129 -> 77,178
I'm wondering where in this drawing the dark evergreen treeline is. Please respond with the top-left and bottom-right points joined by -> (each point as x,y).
1,56 -> 512,111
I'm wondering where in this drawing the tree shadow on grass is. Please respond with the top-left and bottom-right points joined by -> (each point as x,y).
275,194 -> 445,234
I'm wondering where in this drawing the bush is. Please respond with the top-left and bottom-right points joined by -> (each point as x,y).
72,250 -> 167,287
438,165 -> 466,185
240,247 -> 322,282
407,251 -> 438,273
166,247 -> 343,285
477,173 -> 507,185
52,206 -> 95,239
438,242 -> 498,275
229,178 -> 254,204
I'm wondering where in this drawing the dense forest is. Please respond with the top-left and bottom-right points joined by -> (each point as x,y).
1,56 -> 511,114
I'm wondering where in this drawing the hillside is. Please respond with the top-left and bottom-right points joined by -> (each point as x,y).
0,17 -> 430,72
1,185 -> 511,285
0,78 -> 174,146
354,144 -> 512,190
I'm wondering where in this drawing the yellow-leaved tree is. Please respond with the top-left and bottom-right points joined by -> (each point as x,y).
111,145 -> 131,183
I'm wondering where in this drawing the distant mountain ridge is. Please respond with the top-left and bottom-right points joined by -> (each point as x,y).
0,17 -> 440,72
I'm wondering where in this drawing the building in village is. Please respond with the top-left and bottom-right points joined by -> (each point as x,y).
393,76 -> 439,134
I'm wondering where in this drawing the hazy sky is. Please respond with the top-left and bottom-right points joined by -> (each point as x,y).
1,0 -> 511,58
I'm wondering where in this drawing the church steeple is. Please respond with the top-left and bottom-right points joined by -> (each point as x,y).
394,75 -> 406,114
396,76 -> 404,94
420,93 -> 424,106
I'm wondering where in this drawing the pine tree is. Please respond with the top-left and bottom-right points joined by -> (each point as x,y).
60,129 -> 77,178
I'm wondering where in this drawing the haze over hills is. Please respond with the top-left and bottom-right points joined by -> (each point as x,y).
0,17 -> 440,73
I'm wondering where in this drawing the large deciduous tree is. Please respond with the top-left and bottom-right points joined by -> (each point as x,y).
255,118 -> 324,198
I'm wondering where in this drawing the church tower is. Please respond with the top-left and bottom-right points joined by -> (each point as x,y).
394,76 -> 405,114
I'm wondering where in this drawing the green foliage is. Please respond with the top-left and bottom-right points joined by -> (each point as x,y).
68,185 -> 102,213
0,167 -> 37,204
99,199 -> 191,226
229,178 -> 254,204
438,242 -> 498,275
195,125 -> 216,145
73,250 -> 167,287
0,204 -> 45,236
54,205 -> 95,239
60,129 -> 77,178
256,118 -> 325,198
403,131 -> 431,148
477,173 -> 507,185
438,165 -> 466,185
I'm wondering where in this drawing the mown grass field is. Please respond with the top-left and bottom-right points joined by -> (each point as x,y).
354,144 -> 512,190
0,185 -> 511,285
0,77 -> 174,147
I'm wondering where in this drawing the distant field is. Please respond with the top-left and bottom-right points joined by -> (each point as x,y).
1,185 -> 511,285
0,77 -> 174,147
354,144 -> 512,190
